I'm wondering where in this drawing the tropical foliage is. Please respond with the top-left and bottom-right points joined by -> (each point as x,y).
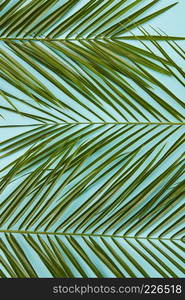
0,0 -> 184,278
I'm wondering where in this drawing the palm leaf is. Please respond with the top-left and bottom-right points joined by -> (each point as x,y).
0,234 -> 184,278
0,0 -> 184,278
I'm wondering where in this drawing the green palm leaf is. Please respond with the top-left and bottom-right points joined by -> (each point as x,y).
0,0 -> 184,278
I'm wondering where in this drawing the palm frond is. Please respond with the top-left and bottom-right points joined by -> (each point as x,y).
0,0 -> 184,278
0,233 -> 184,278
0,0 -> 181,40
0,0 -> 184,122
1,37 -> 184,122
0,125 -> 184,236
